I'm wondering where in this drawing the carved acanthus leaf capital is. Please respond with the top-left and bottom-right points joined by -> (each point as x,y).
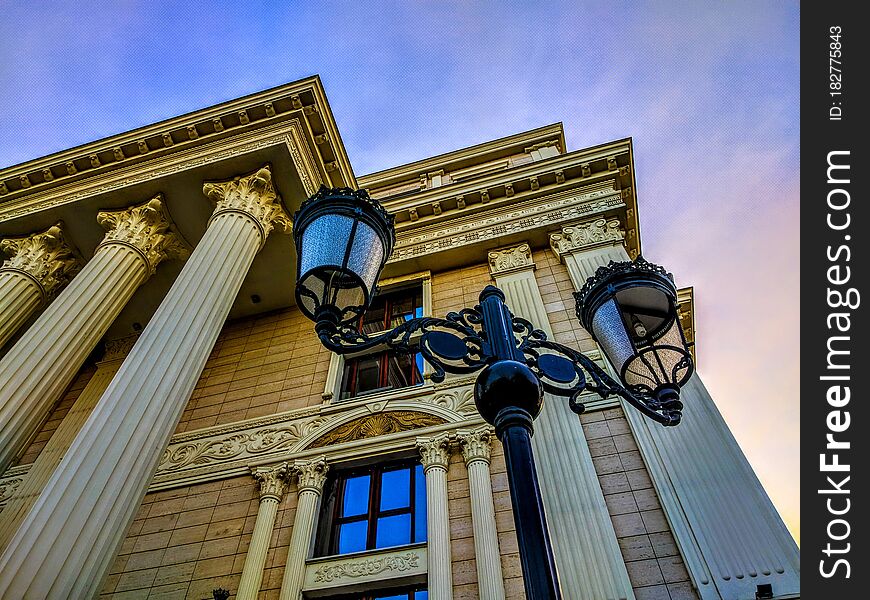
294,456 -> 329,495
488,242 -> 534,276
252,462 -> 289,501
549,217 -> 625,259
417,433 -> 451,471
203,165 -> 292,244
458,427 -> 494,466
0,222 -> 82,300
96,195 -> 191,274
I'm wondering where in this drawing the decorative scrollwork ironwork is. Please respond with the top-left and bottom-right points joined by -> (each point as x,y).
315,290 -> 682,425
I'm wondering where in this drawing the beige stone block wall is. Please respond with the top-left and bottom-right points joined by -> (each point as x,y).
581,407 -> 699,600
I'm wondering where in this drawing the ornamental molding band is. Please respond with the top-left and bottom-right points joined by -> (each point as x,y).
458,426 -> 494,466
309,411 -> 445,449
0,222 -> 82,300
417,433 -> 451,470
96,195 -> 191,274
203,164 -> 292,244
294,456 -> 329,494
549,216 -> 626,259
0,119 -> 318,225
252,462 -> 289,501
488,242 -> 534,276
389,182 -> 624,263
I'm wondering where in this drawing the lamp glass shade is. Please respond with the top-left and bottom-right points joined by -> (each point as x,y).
293,187 -> 395,324
576,257 -> 694,396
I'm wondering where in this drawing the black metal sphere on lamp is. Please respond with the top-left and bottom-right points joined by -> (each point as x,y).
574,257 -> 694,425
291,187 -> 694,600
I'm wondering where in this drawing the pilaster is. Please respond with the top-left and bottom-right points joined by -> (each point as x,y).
279,457 -> 329,600
489,240 -> 635,600
237,463 -> 290,600
0,223 -> 81,348
458,427 -> 505,600
417,434 -> 452,600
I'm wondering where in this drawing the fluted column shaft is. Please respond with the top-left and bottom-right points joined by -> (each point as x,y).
459,428 -> 505,600
0,336 -> 135,550
489,240 -> 634,599
237,463 -> 289,600
0,167 -> 286,599
0,197 -> 187,474
418,434 -> 453,600
0,223 -> 81,349
279,458 -> 328,600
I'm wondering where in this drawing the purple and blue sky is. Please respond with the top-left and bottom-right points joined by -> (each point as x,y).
0,2 -> 799,541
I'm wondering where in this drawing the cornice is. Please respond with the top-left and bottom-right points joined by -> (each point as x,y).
0,75 -> 354,205
359,123 -> 565,190
0,119 -> 319,225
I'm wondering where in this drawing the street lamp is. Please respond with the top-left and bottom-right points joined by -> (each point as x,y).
292,187 -> 695,600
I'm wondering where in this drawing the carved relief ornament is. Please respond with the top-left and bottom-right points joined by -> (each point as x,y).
203,164 -> 292,244
0,222 -> 82,300
488,242 -> 534,276
308,411 -> 445,449
313,551 -> 421,583
295,457 -> 329,494
549,217 -> 625,259
96,195 -> 191,274
458,427 -> 494,466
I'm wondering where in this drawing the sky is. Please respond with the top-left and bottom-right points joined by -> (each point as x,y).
0,2 -> 800,542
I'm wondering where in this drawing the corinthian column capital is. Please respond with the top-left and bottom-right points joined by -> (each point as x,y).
0,223 -> 82,301
293,457 -> 329,495
253,463 -> 289,502
549,216 -> 625,259
96,195 -> 190,274
417,433 -> 451,472
488,242 -> 534,276
203,165 -> 292,245
458,427 -> 494,466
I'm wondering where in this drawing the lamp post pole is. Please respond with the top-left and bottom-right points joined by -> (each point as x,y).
474,286 -> 562,599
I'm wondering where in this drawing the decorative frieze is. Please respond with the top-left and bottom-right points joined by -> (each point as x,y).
487,242 -> 534,276
203,164 -> 292,243
313,550 -> 422,584
0,223 -> 82,301
548,216 -> 625,259
96,195 -> 190,274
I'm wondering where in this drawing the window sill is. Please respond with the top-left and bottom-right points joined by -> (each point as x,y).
303,543 -> 427,597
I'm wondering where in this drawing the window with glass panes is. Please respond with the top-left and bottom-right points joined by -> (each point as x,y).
339,287 -> 425,400
315,461 -> 427,556
339,588 -> 428,600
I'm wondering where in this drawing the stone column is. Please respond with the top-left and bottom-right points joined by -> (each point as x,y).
488,241 -> 634,600
551,220 -> 800,599
0,335 -> 136,550
279,457 -> 329,600
237,463 -> 289,600
417,434 -> 453,600
0,196 -> 187,474
0,166 -> 290,599
457,427 -> 505,600
0,223 -> 81,349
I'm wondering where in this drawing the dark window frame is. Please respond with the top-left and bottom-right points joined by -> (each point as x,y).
316,460 -> 426,557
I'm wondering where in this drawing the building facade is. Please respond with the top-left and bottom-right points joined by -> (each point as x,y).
0,77 -> 798,599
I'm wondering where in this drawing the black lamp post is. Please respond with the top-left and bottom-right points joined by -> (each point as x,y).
292,187 -> 695,600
